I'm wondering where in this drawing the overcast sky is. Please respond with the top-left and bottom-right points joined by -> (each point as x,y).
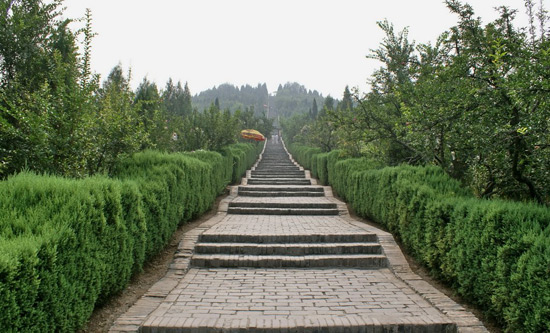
61,0 -> 533,98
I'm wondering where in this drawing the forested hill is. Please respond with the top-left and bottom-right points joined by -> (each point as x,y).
192,82 -> 327,118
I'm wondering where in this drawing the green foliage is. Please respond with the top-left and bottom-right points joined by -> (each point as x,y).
0,141 -> 262,332
273,82 -> 326,118
283,2 -> 550,205
222,143 -> 263,184
163,79 -> 192,119
192,83 -> 269,116
289,141 -> 550,331
0,0 -> 98,178
88,65 -> 146,174
0,2 -> 270,179
287,143 -> 320,171
280,113 -> 310,144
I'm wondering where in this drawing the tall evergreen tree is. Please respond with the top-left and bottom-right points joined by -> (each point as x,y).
135,77 -> 168,149
311,98 -> 318,119
340,86 -> 353,111
182,82 -> 192,116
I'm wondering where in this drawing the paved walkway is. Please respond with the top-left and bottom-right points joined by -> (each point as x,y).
110,140 -> 487,332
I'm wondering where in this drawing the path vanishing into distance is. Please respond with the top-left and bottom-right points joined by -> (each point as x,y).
110,140 -> 487,332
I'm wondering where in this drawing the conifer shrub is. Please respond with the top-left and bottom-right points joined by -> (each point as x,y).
0,142 -> 262,332
287,142 -> 550,331
294,145 -> 321,170
0,173 -> 132,331
313,153 -> 330,185
326,149 -> 344,185
184,150 -> 232,196
221,143 -> 262,184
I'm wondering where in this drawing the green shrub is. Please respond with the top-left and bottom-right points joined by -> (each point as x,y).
221,142 -> 262,184
286,142 -> 550,331
314,153 -> 330,185
287,143 -> 321,170
0,142 -> 262,332
0,173 -> 131,331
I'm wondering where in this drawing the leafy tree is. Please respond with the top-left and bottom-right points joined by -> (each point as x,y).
89,65 -> 145,174
280,113 -> 310,144
297,1 -> 549,204
134,77 -> 169,150
0,0 -> 96,177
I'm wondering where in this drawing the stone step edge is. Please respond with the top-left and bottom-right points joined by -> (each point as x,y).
199,233 -> 379,243
190,254 -> 388,268
247,181 -> 312,185
194,242 -> 383,255
140,315 -> 457,332
250,175 -> 306,178
238,186 -> 324,192
227,208 -> 339,215
238,192 -> 325,197
229,202 -> 337,208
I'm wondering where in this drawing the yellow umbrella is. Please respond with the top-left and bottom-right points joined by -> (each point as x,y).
240,129 -> 265,141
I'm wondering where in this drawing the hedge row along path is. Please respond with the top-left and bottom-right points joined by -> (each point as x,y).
110,140 -> 487,332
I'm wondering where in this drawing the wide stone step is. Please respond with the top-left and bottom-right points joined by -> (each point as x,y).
229,202 -> 336,209
141,319 -> 456,333
247,179 -> 311,185
227,207 -> 339,215
195,242 -> 382,255
250,173 -> 305,178
255,165 -> 298,170
255,163 -> 299,167
261,154 -> 290,158
253,169 -> 302,174
238,191 -> 325,197
190,254 -> 387,268
199,233 -> 378,243
260,157 -> 292,161
238,186 -> 324,192
254,163 -> 298,167
252,170 -> 304,175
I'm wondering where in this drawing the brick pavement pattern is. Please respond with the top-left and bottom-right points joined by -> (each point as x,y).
110,140 -> 488,332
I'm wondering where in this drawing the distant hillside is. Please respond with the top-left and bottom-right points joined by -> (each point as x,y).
192,82 -> 327,118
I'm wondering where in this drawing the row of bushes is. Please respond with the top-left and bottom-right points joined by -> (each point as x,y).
288,142 -> 550,332
0,142 -> 262,332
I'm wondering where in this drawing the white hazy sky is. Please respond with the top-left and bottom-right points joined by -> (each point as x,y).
61,0 -> 533,98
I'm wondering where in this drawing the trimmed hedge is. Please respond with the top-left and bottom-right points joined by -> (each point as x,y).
0,142 -> 261,332
287,142 -> 550,332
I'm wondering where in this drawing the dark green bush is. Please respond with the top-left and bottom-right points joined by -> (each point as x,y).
314,153 -> 330,185
0,142 -> 262,332
221,143 -> 262,183
0,173 -> 131,331
286,142 -> 550,331
287,143 -> 321,170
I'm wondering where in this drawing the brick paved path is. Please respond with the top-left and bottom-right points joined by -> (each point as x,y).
111,140 -> 487,332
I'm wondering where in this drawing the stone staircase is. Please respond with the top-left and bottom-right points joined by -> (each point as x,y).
191,233 -> 386,268
191,141 -> 388,269
119,140 -> 486,333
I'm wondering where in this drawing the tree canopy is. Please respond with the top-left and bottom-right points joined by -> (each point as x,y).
285,0 -> 550,205
0,1 -> 272,178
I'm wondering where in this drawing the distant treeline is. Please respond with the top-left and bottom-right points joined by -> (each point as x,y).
192,82 -> 328,119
